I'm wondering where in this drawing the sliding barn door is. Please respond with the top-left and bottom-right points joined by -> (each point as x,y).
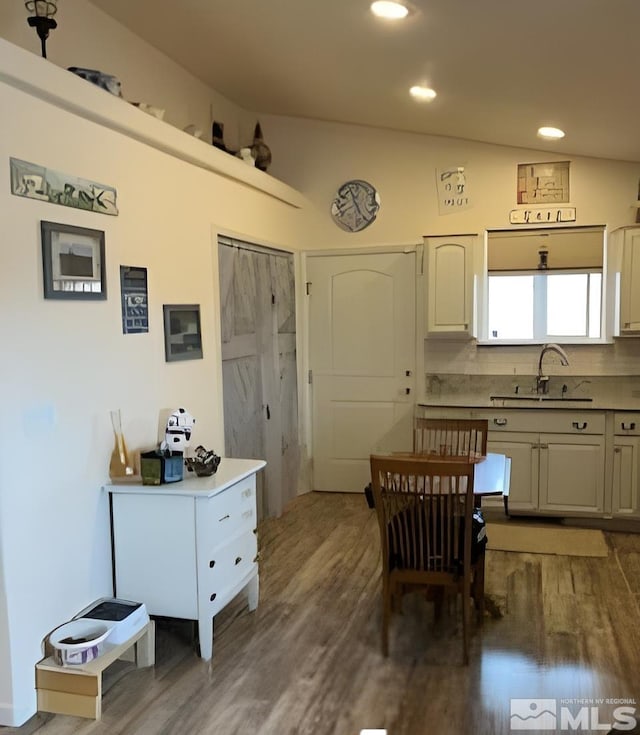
218,238 -> 299,519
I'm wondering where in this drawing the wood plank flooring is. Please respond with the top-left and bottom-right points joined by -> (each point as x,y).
8,492 -> 640,735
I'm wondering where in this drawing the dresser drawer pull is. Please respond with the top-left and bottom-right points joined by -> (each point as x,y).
209,560 -> 216,568
210,593 -> 217,602
622,422 -> 637,431
235,556 -> 242,565
218,514 -> 230,522
493,418 -> 508,426
572,422 -> 588,430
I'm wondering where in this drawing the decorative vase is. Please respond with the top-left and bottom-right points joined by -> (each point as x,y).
250,122 -> 272,172
109,409 -> 134,478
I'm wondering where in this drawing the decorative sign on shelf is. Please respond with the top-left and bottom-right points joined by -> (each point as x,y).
509,207 -> 576,225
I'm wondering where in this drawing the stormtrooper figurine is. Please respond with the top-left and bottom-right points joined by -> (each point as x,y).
160,407 -> 195,455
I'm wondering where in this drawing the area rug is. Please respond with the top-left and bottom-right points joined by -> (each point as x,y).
486,521 -> 609,557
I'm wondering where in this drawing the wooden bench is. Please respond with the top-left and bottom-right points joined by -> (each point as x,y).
35,620 -> 155,720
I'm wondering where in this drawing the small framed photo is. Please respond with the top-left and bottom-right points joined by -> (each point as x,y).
41,221 -> 106,300
163,304 -> 203,362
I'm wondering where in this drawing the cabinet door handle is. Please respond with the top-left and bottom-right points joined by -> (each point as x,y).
218,514 -> 230,522
572,422 -> 588,430
405,387 -> 411,395
210,593 -> 217,602
235,556 -> 242,565
493,418 -> 508,426
614,447 -> 622,453
622,422 -> 636,431
539,443 -> 548,449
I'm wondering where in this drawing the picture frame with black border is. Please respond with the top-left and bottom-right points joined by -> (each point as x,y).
163,304 -> 203,362
41,220 -> 106,300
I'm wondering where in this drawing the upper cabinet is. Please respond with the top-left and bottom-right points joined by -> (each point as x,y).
616,226 -> 640,334
425,235 -> 476,338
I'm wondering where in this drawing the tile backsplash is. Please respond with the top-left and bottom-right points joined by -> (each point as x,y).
425,338 -> 640,377
424,338 -> 640,407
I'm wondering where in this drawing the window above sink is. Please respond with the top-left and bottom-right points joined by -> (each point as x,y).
478,225 -> 609,345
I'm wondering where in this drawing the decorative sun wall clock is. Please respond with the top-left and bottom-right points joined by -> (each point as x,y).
330,179 -> 381,232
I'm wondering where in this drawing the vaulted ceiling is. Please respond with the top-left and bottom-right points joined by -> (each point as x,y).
89,0 -> 640,163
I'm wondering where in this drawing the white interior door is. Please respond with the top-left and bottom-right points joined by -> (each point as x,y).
307,251 -> 416,491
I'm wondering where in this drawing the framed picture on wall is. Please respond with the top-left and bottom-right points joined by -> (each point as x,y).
41,220 -> 106,300
163,304 -> 203,362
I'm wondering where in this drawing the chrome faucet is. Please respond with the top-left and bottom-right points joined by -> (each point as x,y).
536,343 -> 569,394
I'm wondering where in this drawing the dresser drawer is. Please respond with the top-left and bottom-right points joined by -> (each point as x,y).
199,531 -> 258,614
196,477 -> 257,541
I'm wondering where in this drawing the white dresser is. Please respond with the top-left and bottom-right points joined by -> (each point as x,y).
108,457 -> 265,661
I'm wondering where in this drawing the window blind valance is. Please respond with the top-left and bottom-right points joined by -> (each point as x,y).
487,226 -> 604,271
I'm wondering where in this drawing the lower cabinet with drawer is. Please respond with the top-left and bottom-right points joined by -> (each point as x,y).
108,457 -> 266,661
486,412 -> 606,516
612,413 -> 640,518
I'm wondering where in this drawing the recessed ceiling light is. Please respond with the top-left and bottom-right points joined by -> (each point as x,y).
537,126 -> 565,140
410,85 -> 437,102
371,1 -> 409,19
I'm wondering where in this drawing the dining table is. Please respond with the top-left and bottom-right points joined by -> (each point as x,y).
388,451 -> 512,513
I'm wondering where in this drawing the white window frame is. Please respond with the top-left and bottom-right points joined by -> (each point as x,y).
476,229 -> 614,345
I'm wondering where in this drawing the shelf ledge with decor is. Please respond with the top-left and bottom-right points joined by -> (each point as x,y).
0,38 -> 307,209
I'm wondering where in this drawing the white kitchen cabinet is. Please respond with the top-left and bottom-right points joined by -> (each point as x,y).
538,434 -> 605,514
490,430 -> 605,515
488,411 -> 606,517
615,226 -> 640,333
108,457 -> 265,661
612,413 -> 640,517
487,433 -> 538,512
425,235 -> 476,337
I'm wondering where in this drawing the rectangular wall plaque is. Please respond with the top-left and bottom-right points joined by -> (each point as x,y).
509,207 -> 576,225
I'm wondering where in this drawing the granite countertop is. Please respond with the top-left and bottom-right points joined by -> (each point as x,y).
419,397 -> 640,411
420,374 -> 640,411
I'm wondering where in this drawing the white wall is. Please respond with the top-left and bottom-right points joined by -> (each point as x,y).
264,115 -> 640,248
0,46 -> 308,727
262,114 -> 640,378
0,0 -> 257,149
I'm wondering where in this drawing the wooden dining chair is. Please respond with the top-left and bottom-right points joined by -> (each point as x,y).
413,418 -> 489,618
413,417 -> 488,460
369,454 -> 479,664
